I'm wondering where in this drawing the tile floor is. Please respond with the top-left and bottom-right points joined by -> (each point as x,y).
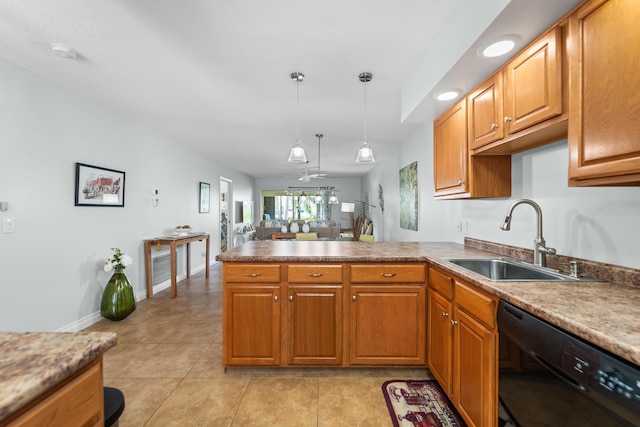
85,263 -> 432,426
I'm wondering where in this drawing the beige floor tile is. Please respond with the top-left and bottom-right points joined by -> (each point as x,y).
145,377 -> 250,427
232,377 -> 319,426
318,376 -> 392,427
119,343 -> 209,378
104,377 -> 181,427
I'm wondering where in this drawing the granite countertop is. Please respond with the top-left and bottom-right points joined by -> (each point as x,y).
0,331 -> 117,422
217,240 -> 640,366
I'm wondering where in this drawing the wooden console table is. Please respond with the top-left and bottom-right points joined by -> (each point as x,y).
144,233 -> 210,298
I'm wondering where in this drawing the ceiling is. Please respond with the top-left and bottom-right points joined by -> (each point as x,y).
0,0 -> 581,179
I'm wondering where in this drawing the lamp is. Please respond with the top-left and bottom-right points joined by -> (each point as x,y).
287,72 -> 308,163
299,191 -> 307,202
328,191 -> 339,205
356,72 -> 376,164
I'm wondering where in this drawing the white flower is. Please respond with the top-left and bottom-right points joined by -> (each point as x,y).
104,261 -> 114,272
121,254 -> 133,266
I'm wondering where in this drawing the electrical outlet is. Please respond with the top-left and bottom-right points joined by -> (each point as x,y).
456,221 -> 462,233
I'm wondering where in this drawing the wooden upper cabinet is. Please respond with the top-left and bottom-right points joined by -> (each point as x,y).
568,0 -> 640,185
504,26 -> 563,135
468,74 -> 503,150
434,99 -> 468,197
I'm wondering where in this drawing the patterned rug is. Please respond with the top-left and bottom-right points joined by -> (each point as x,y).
382,380 -> 466,427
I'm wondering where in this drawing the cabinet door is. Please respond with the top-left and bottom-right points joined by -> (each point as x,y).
468,74 -> 504,150
349,285 -> 426,365
504,26 -> 563,135
427,290 -> 453,395
568,0 -> 640,185
434,99 -> 468,197
223,285 -> 281,366
453,308 -> 497,427
287,285 -> 343,365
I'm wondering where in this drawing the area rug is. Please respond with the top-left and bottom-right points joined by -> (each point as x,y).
382,380 -> 465,427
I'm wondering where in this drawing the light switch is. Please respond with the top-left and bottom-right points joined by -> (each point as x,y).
1,217 -> 15,233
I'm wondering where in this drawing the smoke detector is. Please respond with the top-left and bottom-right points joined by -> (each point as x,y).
50,43 -> 78,60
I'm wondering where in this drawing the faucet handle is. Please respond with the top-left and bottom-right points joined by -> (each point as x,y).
539,245 -> 556,255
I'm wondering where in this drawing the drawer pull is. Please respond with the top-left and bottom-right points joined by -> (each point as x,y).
442,312 -> 449,317
245,273 -> 262,277
307,273 -> 324,277
380,273 -> 397,277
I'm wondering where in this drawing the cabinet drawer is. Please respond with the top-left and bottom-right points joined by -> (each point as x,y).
428,267 -> 454,299
225,264 -> 281,283
350,264 -> 426,283
454,281 -> 497,329
288,264 -> 343,283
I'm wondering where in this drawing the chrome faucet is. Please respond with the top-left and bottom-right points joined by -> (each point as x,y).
499,199 -> 556,267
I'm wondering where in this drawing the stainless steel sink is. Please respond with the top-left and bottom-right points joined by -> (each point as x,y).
444,258 -> 581,281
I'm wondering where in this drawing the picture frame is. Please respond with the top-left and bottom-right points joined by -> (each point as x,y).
199,182 -> 211,213
75,162 -> 125,207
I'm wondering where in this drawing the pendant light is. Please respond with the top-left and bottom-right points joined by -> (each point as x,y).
288,72 -> 308,163
356,72 -> 376,164
314,133 -> 323,204
328,191 -> 339,205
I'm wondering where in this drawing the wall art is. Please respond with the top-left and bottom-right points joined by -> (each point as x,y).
75,162 -> 125,207
199,182 -> 211,213
399,161 -> 418,230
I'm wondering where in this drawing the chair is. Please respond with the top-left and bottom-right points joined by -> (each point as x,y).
296,232 -> 318,241
104,386 -> 125,427
359,234 -> 375,242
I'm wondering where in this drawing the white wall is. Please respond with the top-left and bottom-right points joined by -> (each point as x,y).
0,58 -> 254,332
364,122 -> 640,270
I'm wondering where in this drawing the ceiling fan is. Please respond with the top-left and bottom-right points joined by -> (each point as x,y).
296,167 -> 326,182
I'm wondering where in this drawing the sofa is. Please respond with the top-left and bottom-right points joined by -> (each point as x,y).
255,219 -> 340,240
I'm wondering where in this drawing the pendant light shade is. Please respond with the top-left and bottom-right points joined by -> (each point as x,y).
356,72 -> 376,164
288,72 -> 308,163
328,191 -> 339,205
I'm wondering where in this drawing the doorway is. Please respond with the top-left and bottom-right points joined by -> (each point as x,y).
220,178 -> 232,252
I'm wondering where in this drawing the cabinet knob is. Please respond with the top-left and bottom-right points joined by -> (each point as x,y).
451,319 -> 458,326
288,296 -> 293,301
457,180 -> 464,185
352,295 -> 357,302
503,116 -> 512,123
245,273 -> 261,277
274,296 -> 279,302
441,312 -> 449,317
490,123 -> 498,130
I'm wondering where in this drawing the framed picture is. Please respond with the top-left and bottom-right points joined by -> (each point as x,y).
199,182 -> 211,213
399,161 -> 418,231
75,162 -> 125,207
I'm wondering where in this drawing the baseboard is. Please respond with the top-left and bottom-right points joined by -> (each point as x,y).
57,265 -> 214,332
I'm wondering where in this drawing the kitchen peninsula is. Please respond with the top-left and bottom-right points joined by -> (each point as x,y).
218,239 -> 640,425
217,240 -> 640,367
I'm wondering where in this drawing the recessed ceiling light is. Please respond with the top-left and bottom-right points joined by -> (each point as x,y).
434,90 -> 461,101
50,43 -> 78,60
478,35 -> 520,58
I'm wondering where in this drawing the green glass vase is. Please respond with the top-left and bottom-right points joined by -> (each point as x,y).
101,271 -> 136,321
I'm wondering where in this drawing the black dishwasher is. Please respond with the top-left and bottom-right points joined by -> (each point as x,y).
497,300 -> 640,426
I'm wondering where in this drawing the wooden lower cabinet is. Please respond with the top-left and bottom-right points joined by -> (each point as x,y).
5,358 -> 104,427
427,266 -> 498,427
287,285 -> 342,365
349,285 -> 426,365
223,284 -> 281,366
222,262 -> 427,368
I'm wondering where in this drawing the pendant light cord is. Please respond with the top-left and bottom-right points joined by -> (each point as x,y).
363,80 -> 367,142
